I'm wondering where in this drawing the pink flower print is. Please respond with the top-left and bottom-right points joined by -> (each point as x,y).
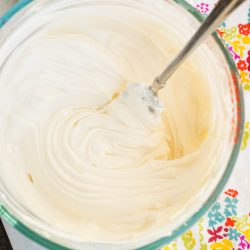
239,235 -> 250,249
208,226 -> 224,243
246,50 -> 250,71
196,2 -> 209,15
229,46 -> 241,60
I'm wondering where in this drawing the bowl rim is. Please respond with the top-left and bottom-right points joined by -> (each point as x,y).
0,0 -> 245,249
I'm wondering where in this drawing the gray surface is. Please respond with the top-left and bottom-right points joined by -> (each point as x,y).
2,220 -> 46,250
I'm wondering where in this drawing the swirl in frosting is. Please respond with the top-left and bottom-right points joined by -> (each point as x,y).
0,1 -> 227,247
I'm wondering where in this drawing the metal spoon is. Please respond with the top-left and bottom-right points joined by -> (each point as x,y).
149,0 -> 246,96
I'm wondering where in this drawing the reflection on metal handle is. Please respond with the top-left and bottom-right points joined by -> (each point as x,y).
150,0 -> 246,95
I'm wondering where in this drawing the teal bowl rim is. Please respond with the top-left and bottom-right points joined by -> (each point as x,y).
0,1 -> 245,250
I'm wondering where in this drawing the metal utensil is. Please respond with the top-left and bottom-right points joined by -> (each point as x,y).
150,0 -> 246,96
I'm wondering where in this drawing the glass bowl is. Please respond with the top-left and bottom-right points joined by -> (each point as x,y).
0,0 -> 244,249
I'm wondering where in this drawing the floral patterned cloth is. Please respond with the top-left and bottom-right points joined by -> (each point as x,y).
0,1 -> 250,250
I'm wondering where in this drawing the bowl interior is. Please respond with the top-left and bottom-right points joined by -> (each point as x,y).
0,1 -> 244,250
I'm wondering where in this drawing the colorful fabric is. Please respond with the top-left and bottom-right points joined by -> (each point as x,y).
162,189 -> 250,250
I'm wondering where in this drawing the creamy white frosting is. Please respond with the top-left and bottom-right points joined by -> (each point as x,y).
0,1 -> 229,248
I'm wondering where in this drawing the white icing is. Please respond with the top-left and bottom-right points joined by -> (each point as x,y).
0,1 -> 230,248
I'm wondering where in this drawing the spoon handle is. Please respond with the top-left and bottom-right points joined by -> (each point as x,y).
150,0 -> 246,94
